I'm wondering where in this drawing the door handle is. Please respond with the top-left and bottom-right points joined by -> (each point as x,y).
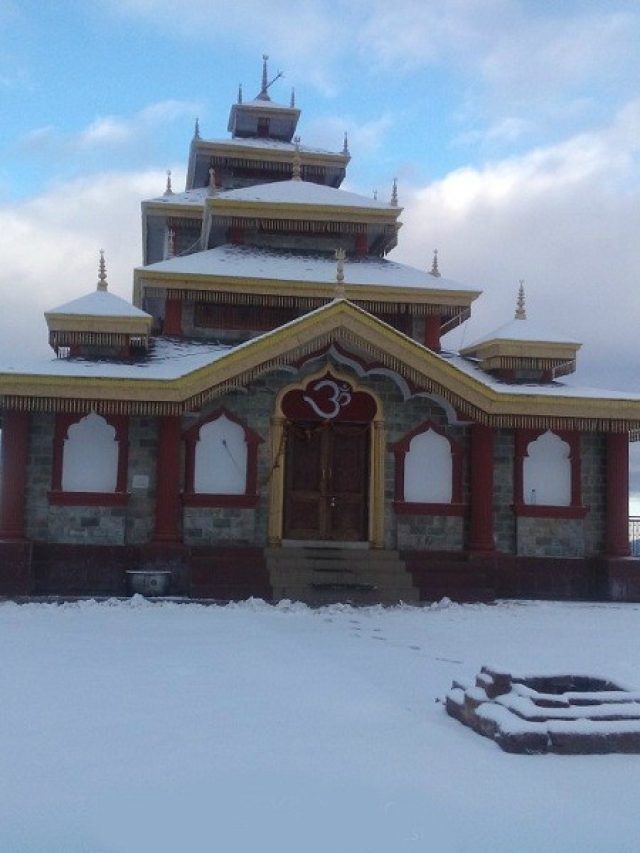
329,496 -> 336,508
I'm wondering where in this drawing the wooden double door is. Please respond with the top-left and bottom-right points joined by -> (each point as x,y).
283,422 -> 369,541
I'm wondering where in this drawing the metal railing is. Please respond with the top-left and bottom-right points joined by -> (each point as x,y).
630,517 -> 640,556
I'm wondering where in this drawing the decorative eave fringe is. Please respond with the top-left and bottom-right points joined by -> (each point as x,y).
146,287 -> 465,317
482,356 -> 576,372
3,329 -> 637,433
209,217 -> 392,235
50,331 -> 149,349
208,156 -> 330,174
166,217 -> 202,230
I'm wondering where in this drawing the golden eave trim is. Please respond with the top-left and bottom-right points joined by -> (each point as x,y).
3,302 -> 640,427
206,198 -> 401,223
195,140 -> 348,166
45,313 -> 152,335
136,270 -> 480,307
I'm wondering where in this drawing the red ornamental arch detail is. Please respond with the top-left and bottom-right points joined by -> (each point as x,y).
281,373 -> 377,423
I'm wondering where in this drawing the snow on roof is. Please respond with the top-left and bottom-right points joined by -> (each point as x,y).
464,317 -> 581,348
141,245 -> 479,293
218,179 -> 394,210
443,351 -> 638,400
144,187 -> 209,207
199,137 -> 341,156
47,289 -> 152,319
242,97 -> 297,111
0,338 -> 232,381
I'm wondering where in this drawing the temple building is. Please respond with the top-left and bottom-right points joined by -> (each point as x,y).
1,58 -> 640,603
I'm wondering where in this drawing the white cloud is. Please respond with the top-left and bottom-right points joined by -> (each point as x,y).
394,99 -> 640,391
303,112 -> 393,156
19,99 -> 200,157
0,169 -> 181,360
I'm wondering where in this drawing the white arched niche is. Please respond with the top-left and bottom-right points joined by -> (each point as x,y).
194,414 -> 247,494
523,430 -> 571,506
404,427 -> 453,503
62,413 -> 118,492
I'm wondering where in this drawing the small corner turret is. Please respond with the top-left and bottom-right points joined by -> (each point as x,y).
45,251 -> 152,359
227,54 -> 301,142
460,282 -> 581,383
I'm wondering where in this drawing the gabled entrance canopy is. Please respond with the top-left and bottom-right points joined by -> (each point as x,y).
2,299 -> 640,432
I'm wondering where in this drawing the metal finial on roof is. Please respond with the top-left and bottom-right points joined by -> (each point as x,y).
390,177 -> 398,207
97,250 -> 108,291
373,189 -> 378,200
208,166 -> 218,196
335,247 -> 346,299
292,136 -> 302,181
193,117 -> 200,140
166,227 -> 176,259
164,169 -> 173,196
430,248 -> 441,278
290,87 -> 295,108
515,280 -> 527,320
259,54 -> 270,100
343,132 -> 349,156
238,83 -> 243,104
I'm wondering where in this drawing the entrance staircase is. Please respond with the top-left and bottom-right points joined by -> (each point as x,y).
265,546 -> 420,606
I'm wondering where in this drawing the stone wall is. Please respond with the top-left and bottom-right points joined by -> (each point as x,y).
494,430 -> 516,554
19,369 -> 611,560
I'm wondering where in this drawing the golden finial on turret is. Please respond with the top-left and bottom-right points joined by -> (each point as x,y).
335,247 -> 346,299
237,83 -> 243,104
166,227 -> 176,259
193,117 -> 200,140
290,87 -> 295,108
430,249 -> 441,278
343,132 -> 349,156
164,169 -> 173,196
515,280 -> 527,320
97,250 -> 108,291
292,136 -> 302,181
208,166 -> 218,196
390,177 -> 398,207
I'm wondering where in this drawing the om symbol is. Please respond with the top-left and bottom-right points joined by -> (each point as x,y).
303,380 -> 352,419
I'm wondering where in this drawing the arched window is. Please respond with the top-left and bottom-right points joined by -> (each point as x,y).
523,430 -> 571,506
514,428 -> 587,517
392,421 -> 464,515
183,409 -> 263,508
50,412 -> 129,505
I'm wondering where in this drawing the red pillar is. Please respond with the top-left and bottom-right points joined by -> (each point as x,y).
424,315 -> 441,351
154,416 -> 182,543
469,423 -> 495,551
164,297 -> 183,336
0,410 -> 30,539
606,432 -> 630,557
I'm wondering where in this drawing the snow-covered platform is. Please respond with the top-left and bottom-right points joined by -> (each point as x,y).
447,665 -> 640,753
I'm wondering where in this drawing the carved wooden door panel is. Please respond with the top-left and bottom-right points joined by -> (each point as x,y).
283,423 -> 369,541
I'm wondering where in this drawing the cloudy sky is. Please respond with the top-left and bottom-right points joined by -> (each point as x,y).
2,0 -> 640,496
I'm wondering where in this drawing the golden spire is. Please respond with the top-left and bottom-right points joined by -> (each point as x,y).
166,227 -> 176,259
259,54 -> 270,100
343,132 -> 349,156
335,248 -> 346,299
290,87 -> 295,108
97,250 -> 108,291
390,177 -> 398,207
292,136 -> 302,181
430,249 -> 441,278
193,117 -> 200,140
515,280 -> 527,319
164,169 -> 173,196
238,83 -> 243,104
208,166 -> 218,196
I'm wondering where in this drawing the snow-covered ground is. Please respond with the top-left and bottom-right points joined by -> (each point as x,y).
2,597 -> 640,852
